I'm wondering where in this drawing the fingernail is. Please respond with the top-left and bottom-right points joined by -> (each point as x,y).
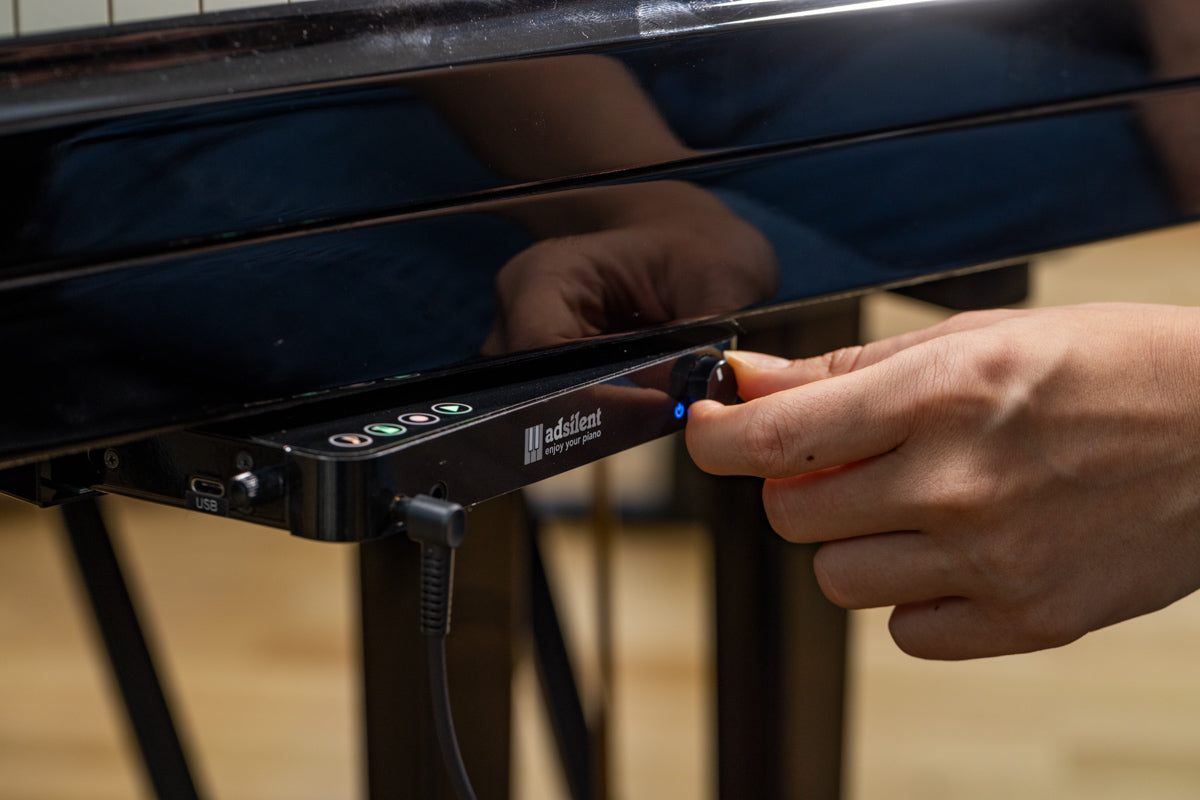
725,351 -> 791,370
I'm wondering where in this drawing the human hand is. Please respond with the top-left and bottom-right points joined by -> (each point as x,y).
687,303 -> 1200,659
483,181 -> 776,353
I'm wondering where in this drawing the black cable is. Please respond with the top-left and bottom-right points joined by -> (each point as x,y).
426,634 -> 478,800
403,495 -> 478,800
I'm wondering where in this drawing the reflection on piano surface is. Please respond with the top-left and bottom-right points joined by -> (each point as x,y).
0,0 -> 1199,468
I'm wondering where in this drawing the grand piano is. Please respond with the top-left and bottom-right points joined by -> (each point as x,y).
2,0 -> 1198,797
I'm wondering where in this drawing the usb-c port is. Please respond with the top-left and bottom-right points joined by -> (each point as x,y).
189,477 -> 226,498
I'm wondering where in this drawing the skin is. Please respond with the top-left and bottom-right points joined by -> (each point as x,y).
409,56 -> 778,353
483,181 -> 777,353
686,303 -> 1200,660
1139,0 -> 1200,213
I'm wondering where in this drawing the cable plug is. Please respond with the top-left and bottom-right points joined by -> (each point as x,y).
398,494 -> 467,637
394,494 -> 477,800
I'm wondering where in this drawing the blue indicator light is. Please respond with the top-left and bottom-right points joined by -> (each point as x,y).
674,402 -> 687,420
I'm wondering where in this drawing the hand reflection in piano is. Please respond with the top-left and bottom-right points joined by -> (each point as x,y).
483,180 -> 776,353
21,53 -> 780,389
407,56 -> 777,353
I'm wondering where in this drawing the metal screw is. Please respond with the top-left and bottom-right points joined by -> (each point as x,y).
235,451 -> 254,471
103,449 -> 120,470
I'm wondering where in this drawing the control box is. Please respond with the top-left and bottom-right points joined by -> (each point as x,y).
2,325 -> 738,541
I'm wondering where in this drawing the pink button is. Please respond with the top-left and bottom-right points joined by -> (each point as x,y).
399,413 -> 440,425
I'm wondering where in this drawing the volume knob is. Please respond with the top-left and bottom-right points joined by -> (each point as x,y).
679,353 -> 739,405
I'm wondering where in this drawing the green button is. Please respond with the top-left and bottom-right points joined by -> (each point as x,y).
432,403 -> 473,415
364,423 -> 406,437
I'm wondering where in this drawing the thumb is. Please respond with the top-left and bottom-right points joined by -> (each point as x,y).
726,309 -> 1024,400
724,341 -> 901,401
686,351 -> 917,479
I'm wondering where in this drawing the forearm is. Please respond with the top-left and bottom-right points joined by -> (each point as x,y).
1138,0 -> 1200,210
409,55 -> 693,182
492,180 -> 736,240
1141,0 -> 1200,76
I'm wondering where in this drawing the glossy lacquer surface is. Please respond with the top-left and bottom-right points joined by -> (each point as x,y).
0,0 -> 1198,465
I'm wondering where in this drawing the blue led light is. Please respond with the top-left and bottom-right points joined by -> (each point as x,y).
674,402 -> 687,420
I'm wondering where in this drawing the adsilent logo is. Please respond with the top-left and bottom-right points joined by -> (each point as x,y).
523,408 -> 603,465
524,423 -> 545,465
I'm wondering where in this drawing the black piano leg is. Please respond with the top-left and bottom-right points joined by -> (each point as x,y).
59,497 -> 203,800
694,299 -> 859,800
360,492 -> 525,799
528,516 -> 595,800
707,478 -> 848,800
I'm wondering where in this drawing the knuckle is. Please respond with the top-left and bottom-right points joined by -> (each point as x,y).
905,347 -> 961,422
742,405 -> 798,477
761,479 -> 807,541
965,532 -> 1035,590
918,470 -> 977,520
812,544 -> 857,608
908,451 -> 994,524
820,346 -> 866,378
887,607 -> 944,659
909,338 -> 1025,434
760,480 -> 791,536
971,338 -> 1023,387
958,535 -> 1078,652
887,617 -> 928,659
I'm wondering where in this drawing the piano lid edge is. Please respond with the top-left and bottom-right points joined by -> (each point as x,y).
0,0 -> 1089,135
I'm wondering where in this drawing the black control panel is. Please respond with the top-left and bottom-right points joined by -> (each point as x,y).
3,325 -> 738,542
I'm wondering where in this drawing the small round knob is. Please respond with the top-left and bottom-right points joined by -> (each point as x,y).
684,354 -> 739,405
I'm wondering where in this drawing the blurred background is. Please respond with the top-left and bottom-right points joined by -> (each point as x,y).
2,221 -> 1200,799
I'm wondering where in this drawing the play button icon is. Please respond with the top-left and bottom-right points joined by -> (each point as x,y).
432,403 -> 473,415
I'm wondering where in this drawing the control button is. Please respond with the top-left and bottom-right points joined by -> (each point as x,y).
671,353 -> 740,405
432,402 -> 473,415
365,423 -> 406,437
399,412 -> 440,426
329,433 -> 373,448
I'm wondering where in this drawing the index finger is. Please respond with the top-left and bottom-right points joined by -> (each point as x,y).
685,360 -> 913,478
727,308 -> 1026,401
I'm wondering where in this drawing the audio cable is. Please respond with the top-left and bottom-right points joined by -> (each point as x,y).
399,494 -> 478,800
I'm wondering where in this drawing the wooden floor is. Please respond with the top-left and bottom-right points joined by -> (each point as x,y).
3,222 -> 1200,799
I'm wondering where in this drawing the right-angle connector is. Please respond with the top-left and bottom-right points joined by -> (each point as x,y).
396,493 -> 478,800
399,494 -> 467,637
404,494 -> 467,550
